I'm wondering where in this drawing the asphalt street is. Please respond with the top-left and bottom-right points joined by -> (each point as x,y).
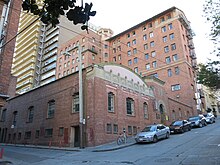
1,118 -> 220,165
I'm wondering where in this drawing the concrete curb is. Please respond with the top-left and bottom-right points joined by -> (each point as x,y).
92,143 -> 136,152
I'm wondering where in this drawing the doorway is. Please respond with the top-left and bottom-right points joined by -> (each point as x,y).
70,126 -> 80,147
159,104 -> 165,124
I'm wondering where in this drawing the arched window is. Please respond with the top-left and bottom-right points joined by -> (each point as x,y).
143,102 -> 148,119
126,98 -> 134,115
108,92 -> 115,112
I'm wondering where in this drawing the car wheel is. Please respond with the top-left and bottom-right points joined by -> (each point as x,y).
199,122 -> 203,128
188,126 -> 191,131
181,128 -> 184,133
153,135 -> 158,143
166,132 -> 170,139
204,122 -> 207,126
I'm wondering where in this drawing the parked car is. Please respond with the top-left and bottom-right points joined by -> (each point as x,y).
135,124 -> 170,143
203,113 -> 215,124
169,120 -> 191,133
188,115 -> 207,128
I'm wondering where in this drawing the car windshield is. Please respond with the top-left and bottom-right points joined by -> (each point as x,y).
203,114 -> 208,117
142,126 -> 156,132
188,116 -> 199,121
171,121 -> 182,126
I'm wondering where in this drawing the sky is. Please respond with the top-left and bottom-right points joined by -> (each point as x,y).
82,0 -> 215,64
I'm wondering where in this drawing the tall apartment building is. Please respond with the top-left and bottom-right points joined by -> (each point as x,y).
0,0 -> 21,107
107,7 -> 198,115
11,12 -> 83,94
56,27 -> 113,79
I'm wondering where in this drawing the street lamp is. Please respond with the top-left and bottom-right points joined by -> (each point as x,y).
63,44 -> 84,148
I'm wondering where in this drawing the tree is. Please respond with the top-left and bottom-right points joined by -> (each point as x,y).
197,63 -> 220,90
21,0 -> 96,30
199,0 -> 220,90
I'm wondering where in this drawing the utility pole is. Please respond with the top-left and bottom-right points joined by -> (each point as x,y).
78,43 -> 84,149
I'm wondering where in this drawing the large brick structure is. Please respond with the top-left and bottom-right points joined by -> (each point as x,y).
0,64 -> 171,147
0,0 -> 21,107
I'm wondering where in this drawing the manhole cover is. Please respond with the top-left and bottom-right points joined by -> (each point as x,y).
155,158 -> 172,163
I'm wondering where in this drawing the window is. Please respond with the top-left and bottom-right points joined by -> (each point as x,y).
171,84 -> 181,91
113,124 -> 118,134
113,48 -> 116,53
59,58 -> 62,63
142,26 -> 146,31
27,106 -> 34,123
171,43 -> 176,50
169,33 -> 174,40
59,127 -> 64,136
104,53 -> 108,58
72,94 -> 79,112
118,54 -> 121,61
47,100 -> 55,118
132,31 -> 136,36
150,41 -> 155,47
143,102 -> 148,119
64,63 -> 67,68
108,92 -> 115,112
161,26 -> 166,32
126,98 -> 134,115
35,130 -> 40,138
168,23 -> 173,30
152,61 -> 157,68
133,48 -> 137,54
75,66 -> 78,71
13,111 -> 18,126
59,65 -> 61,70
163,36 -> 167,42
144,44 -> 148,50
113,56 -> 116,62
106,123 -> 112,134
151,51 -> 156,57
71,67 -> 74,73
18,132 -> 21,140
132,39 -> 136,45
82,37 -> 85,42
134,57 -> 138,64
160,17 -> 165,22
25,131 -> 31,139
134,67 -> 138,73
128,59 -> 132,66
146,63 -> 150,70
148,22 -> 152,28
127,33 -> 130,38
104,44 -> 108,49
92,55 -> 95,60
167,14 -> 171,19
1,109 -> 6,121
173,54 -> 178,61
145,53 -> 149,60
175,67 -> 180,75
127,42 -> 130,47
45,128 -> 53,137
117,46 -> 121,51
127,50 -> 131,56
72,59 -> 75,64
168,69 -> 172,77
149,32 -> 154,38
128,126 -> 132,135
133,126 -> 137,135
164,46 -> 169,53
165,57 -> 171,64
143,34 -> 147,40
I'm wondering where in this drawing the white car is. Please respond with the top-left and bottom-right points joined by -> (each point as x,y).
135,124 -> 170,143
203,113 -> 215,124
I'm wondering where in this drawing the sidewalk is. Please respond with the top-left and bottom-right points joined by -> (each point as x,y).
0,136 -> 136,152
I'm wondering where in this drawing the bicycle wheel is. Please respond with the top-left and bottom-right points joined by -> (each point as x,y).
117,137 -> 123,145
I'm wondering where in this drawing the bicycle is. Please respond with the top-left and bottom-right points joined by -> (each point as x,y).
117,131 -> 127,145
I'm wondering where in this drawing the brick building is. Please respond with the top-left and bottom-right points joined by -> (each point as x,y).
0,0 -> 21,108
0,64 -> 172,147
107,7 -> 198,116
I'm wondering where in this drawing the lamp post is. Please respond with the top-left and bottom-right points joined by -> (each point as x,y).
64,44 -> 84,148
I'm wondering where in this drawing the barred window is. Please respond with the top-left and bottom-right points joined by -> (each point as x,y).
47,100 -> 55,118
108,92 -> 115,112
45,128 -> 53,137
72,94 -> 79,113
126,98 -> 134,115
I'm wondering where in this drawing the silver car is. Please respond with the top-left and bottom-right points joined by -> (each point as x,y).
135,124 -> 170,143
203,113 -> 215,124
